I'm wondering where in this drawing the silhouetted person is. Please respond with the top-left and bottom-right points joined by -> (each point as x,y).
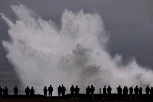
74,85 -> 80,98
3,86 -> 8,96
150,87 -> 153,95
91,85 -> 95,95
70,85 -> 75,95
134,86 -> 139,95
0,86 -> 2,96
123,86 -> 128,95
139,87 -> 142,95
58,85 -> 62,96
103,86 -> 107,94
14,86 -> 18,96
48,85 -> 53,97
145,85 -> 150,95
129,86 -> 133,95
25,86 -> 30,96
44,86 -> 47,96
86,86 -> 90,95
117,85 -> 122,95
61,85 -> 66,96
4,87 -> 8,96
30,87 -> 35,96
107,85 -> 112,95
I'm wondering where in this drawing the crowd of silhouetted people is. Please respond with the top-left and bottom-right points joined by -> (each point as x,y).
1,85 -> 153,99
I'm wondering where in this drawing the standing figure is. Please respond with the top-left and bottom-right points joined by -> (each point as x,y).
61,85 -> 66,96
30,87 -> 35,96
70,85 -> 75,95
14,86 -> 18,96
86,86 -> 90,95
90,85 -> 95,95
103,86 -> 107,94
25,86 -> 30,96
107,85 -> 112,95
129,86 -> 133,95
4,86 -> 8,96
44,86 -> 47,96
145,85 -> 150,95
123,86 -> 128,95
139,87 -> 142,95
134,86 -> 139,95
48,85 -> 53,97
58,85 -> 62,96
74,85 -> 80,98
117,85 -> 122,95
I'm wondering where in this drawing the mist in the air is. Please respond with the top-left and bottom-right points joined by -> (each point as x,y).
1,4 -> 153,95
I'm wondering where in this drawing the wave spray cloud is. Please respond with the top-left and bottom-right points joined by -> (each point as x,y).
1,4 -> 153,94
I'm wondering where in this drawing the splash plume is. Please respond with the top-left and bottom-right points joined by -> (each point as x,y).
1,4 -> 153,94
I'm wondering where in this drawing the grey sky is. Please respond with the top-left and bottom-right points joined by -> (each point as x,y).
0,0 -> 153,86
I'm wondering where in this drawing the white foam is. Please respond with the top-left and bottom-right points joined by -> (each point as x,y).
1,4 -> 153,95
